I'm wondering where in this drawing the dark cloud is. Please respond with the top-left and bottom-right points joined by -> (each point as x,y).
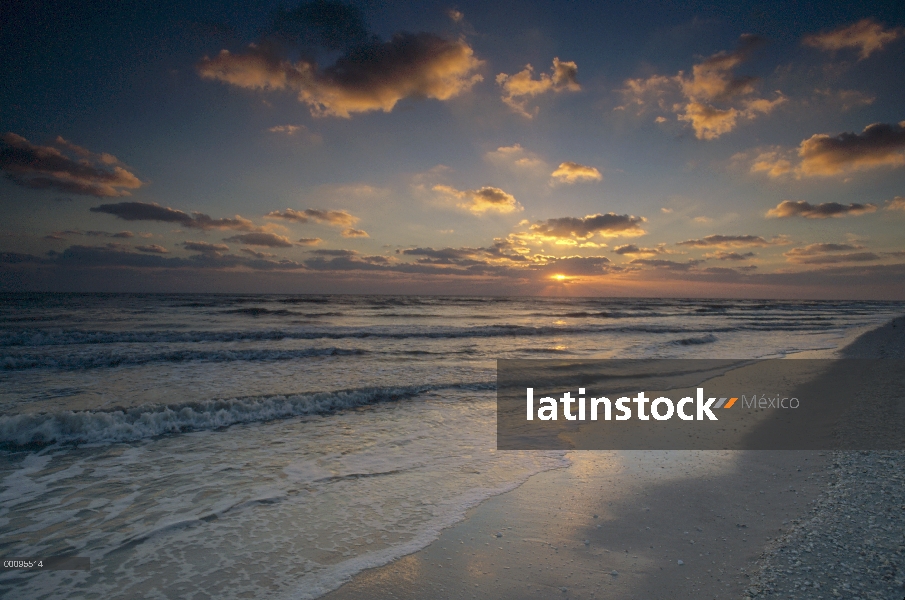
183,241 -> 230,254
223,232 -> 294,247
767,200 -> 878,218
0,133 -> 143,197
529,213 -> 646,239
790,252 -> 881,265
705,251 -> 756,261
198,3 -> 483,118
45,230 -> 136,241
676,234 -> 780,248
91,202 -> 259,231
297,237 -> 323,245
309,248 -> 358,257
628,258 -> 703,271
537,256 -> 612,276
135,245 -> 169,254
240,248 -> 277,259
784,243 -> 864,257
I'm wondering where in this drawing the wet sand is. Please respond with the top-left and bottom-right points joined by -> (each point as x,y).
321,316 -> 904,600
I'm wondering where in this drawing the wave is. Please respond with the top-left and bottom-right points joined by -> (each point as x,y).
1,347 -> 364,371
0,382 -> 496,447
0,320 -> 840,348
670,334 -> 718,346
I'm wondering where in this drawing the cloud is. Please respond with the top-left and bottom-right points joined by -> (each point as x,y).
268,124 -> 323,143
223,232 -> 295,247
496,58 -> 580,118
783,244 -> 898,266
618,35 -> 784,139
91,201 -> 260,231
135,244 -> 169,254
309,248 -> 358,257
183,241 -> 230,255
749,122 -> 905,178
803,19 -> 904,59
484,144 -> 547,172
886,196 -> 905,211
240,248 -> 277,259
0,133 -> 144,197
704,251 -> 756,261
341,228 -> 369,237
529,214 -> 647,239
766,200 -> 878,218
814,88 -> 875,111
798,122 -> 905,176
784,243 -> 864,258
628,258 -> 703,271
198,16 -> 483,118
432,184 -> 522,215
550,162 -> 602,184
296,237 -> 323,245
269,125 -> 303,135
266,208 -> 359,226
45,230 -> 136,241
676,234 -> 783,248
612,244 -> 672,257
788,252 -> 881,265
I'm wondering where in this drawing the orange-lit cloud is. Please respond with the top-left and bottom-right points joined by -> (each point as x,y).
91,201 -> 261,231
432,184 -> 522,214
484,144 -> 548,172
341,228 -> 369,238
749,121 -> 905,178
803,18 -> 904,59
266,208 -> 359,226
198,34 -> 483,118
550,161 -> 602,184
0,133 -> 144,197
767,200 -> 877,218
618,35 -> 785,140
886,196 -> 905,211
496,58 -> 580,118
224,232 -> 295,247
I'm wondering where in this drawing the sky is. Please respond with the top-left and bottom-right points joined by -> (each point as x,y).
1,0 -> 904,298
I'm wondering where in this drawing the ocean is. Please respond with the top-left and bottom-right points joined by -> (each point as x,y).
0,293 -> 901,598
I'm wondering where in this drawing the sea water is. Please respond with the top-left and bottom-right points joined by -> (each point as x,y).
0,294 -> 900,598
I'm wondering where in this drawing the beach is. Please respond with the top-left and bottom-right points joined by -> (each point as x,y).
323,315 -> 905,600
0,296 -> 902,599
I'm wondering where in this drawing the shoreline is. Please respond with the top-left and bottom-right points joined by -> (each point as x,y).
319,315 -> 905,600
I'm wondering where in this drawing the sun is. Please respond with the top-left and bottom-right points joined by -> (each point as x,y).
552,274 -> 568,281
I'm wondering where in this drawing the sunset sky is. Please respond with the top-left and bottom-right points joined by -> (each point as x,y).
2,0 -> 904,298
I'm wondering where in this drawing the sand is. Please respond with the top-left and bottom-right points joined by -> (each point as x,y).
321,316 -> 905,600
